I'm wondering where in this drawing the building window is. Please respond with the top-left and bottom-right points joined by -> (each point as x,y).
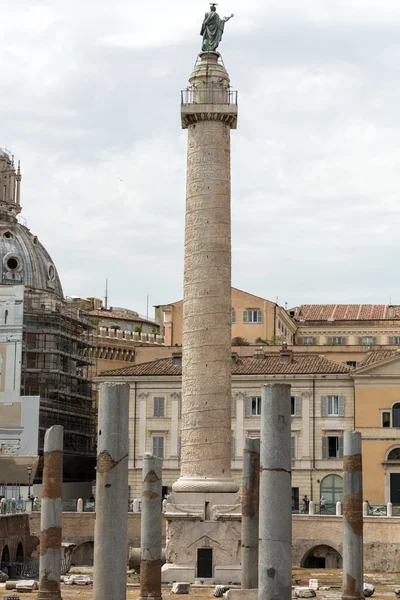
292,487 -> 299,512
390,337 -> 400,345
251,396 -> 261,416
232,310 -> 236,324
328,337 -> 346,345
153,397 -> 165,417
321,396 -> 344,417
243,310 -> 262,324
382,411 -> 391,428
291,396 -> 301,417
388,448 -> 400,461
359,336 -> 376,346
302,337 -> 316,346
346,361 -> 357,368
322,436 -> 343,459
231,437 -> 235,459
328,396 -> 339,416
152,436 -> 164,458
393,403 -> 400,428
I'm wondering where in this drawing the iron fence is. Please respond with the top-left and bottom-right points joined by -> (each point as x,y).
181,87 -> 238,105
0,557 -> 71,579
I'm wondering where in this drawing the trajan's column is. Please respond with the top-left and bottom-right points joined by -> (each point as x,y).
163,5 -> 240,584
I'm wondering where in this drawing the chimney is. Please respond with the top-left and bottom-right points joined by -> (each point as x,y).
253,348 -> 265,359
280,342 -> 293,364
232,352 -> 239,364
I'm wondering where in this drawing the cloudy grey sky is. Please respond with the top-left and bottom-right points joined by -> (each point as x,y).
2,0 -> 400,317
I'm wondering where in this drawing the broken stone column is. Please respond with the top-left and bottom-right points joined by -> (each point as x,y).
342,431 -> 363,600
241,437 -> 260,590
37,425 -> 63,600
259,384 -> 292,600
93,383 -> 130,600
139,453 -> 163,600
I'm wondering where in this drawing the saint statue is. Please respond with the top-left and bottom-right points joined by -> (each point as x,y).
200,4 -> 234,52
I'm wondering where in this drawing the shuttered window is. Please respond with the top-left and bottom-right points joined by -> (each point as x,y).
231,437 -> 235,459
152,436 -> 164,459
291,396 -> 302,417
231,396 -> 236,418
153,397 -> 165,417
232,310 -> 236,324
359,336 -> 376,346
291,436 -> 296,460
322,436 -> 343,459
243,310 -> 262,323
321,396 -> 345,417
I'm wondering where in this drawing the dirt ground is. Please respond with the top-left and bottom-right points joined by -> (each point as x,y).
1,568 -> 399,600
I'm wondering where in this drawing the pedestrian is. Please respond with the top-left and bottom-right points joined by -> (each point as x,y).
302,494 -> 310,513
366,499 -> 373,515
320,496 -> 326,513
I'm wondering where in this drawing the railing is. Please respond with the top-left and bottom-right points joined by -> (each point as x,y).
0,556 -> 71,579
181,87 -> 238,105
292,501 -> 400,517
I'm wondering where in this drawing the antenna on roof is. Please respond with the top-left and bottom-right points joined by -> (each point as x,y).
104,279 -> 108,310
146,294 -> 149,319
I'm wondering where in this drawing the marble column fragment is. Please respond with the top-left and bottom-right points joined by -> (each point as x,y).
37,425 -> 63,600
241,437 -> 260,590
259,384 -> 292,600
139,453 -> 163,600
93,383 -> 130,600
342,431 -> 364,600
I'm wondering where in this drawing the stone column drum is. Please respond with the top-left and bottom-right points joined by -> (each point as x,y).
342,431 -> 364,600
174,51 -> 238,494
139,453 -> 163,600
241,437 -> 260,590
93,383 -> 130,600
37,425 -> 63,600
259,384 -> 292,600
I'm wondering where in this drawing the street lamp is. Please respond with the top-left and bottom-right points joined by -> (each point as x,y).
27,465 -> 32,500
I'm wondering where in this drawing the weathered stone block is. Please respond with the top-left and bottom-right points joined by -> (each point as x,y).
294,587 -> 317,598
171,582 -> 191,594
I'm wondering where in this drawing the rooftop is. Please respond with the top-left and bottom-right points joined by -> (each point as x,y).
294,304 -> 400,322
89,309 -> 158,325
357,349 -> 399,367
100,353 -> 351,378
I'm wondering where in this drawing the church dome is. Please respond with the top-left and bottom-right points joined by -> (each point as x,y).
0,149 -> 63,298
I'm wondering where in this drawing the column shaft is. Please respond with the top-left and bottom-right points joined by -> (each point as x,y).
177,118 -> 234,490
139,453 -> 163,600
93,383 -> 130,600
241,437 -> 260,589
37,425 -> 63,600
259,384 -> 292,600
342,431 -> 363,600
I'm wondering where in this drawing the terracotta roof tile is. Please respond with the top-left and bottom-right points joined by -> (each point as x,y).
358,350 -> 398,367
297,304 -> 396,321
100,354 -> 351,377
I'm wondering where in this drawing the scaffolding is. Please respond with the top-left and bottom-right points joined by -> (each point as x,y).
21,289 -> 97,482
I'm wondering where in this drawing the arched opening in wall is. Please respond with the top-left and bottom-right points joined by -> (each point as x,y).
320,474 -> 343,512
16,542 -> 24,563
301,545 -> 342,569
71,541 -> 94,566
1,545 -> 10,566
386,447 -> 400,504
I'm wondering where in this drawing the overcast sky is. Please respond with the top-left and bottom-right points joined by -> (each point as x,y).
2,1 -> 400,317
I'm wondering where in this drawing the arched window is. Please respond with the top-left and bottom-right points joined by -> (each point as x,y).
393,403 -> 400,428
388,448 -> 400,461
320,474 -> 343,507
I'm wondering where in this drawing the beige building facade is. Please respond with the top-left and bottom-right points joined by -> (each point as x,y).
98,348 -> 354,510
155,287 -> 296,347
